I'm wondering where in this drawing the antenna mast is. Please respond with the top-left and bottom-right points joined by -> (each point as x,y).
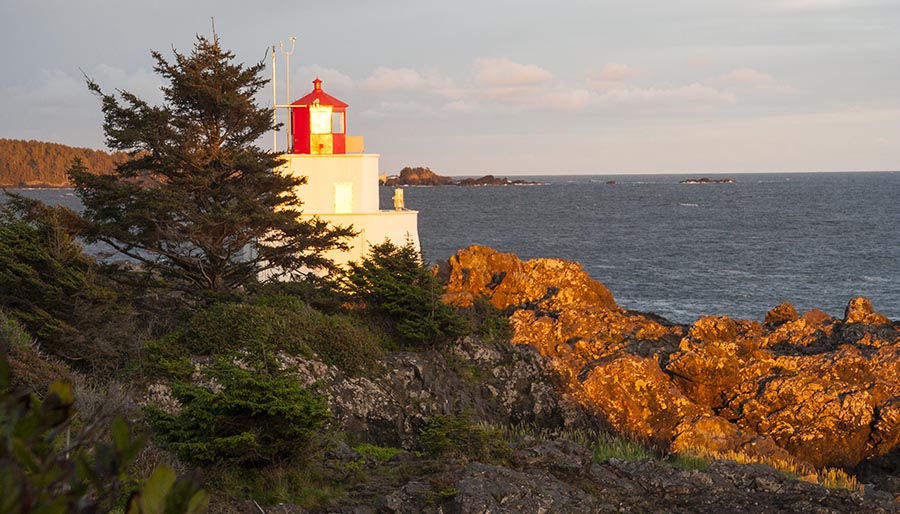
271,45 -> 277,152
279,36 -> 297,152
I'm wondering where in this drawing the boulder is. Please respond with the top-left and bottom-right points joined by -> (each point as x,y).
765,301 -> 799,326
846,296 -> 892,326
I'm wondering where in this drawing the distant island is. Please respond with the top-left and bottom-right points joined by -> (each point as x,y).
679,177 -> 735,184
0,138 -> 124,188
382,166 -> 541,186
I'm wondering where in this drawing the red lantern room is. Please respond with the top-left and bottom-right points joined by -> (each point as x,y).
290,78 -> 348,154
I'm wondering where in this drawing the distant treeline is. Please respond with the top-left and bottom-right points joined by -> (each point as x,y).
0,138 -> 125,187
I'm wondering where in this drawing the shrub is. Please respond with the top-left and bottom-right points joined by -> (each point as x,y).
0,310 -> 73,392
353,443 -> 404,462
419,413 -> 510,464
146,360 -> 331,466
0,352 -> 208,513
151,297 -> 384,375
344,241 -> 468,348
0,197 -> 138,375
458,296 -> 513,343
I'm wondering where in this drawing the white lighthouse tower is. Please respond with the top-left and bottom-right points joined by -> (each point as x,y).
275,77 -> 420,268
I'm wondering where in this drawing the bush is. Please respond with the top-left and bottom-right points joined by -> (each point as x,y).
0,196 -> 137,375
151,297 -> 384,375
146,360 -> 331,466
458,296 -> 513,343
344,241 -> 468,348
1,310 -> 74,392
0,351 -> 208,513
419,413 -> 510,464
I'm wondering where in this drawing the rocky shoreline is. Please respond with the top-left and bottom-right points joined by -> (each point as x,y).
436,246 -> 900,502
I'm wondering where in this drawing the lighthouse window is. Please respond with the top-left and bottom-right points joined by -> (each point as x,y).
310,105 -> 332,134
332,112 -> 345,134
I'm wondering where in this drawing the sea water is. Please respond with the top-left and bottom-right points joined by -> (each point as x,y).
9,172 -> 899,323
381,172 -> 900,323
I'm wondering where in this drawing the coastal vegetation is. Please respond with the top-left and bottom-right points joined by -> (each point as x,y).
0,138 -> 124,188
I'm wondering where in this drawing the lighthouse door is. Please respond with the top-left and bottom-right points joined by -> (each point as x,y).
334,182 -> 353,214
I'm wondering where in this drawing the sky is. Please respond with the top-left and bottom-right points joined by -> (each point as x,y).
1,0 -> 898,175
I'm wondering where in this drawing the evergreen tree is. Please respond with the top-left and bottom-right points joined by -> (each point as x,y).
70,34 -> 353,295
345,241 -> 467,347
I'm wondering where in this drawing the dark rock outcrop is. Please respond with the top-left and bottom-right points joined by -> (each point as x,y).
369,439 -> 898,513
383,167 -> 455,186
283,336 -> 597,449
679,177 -> 736,184
382,167 -> 540,187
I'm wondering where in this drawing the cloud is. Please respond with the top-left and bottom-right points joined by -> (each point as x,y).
474,58 -> 553,87
91,64 -> 163,100
361,100 -> 437,118
544,89 -> 591,110
358,67 -> 426,92
596,83 -> 736,112
722,67 -> 775,85
297,65 -> 355,93
769,0 -> 853,10
594,63 -> 638,83
357,66 -> 456,98
444,100 -> 475,113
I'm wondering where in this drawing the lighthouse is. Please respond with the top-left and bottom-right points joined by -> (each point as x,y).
277,78 -> 420,267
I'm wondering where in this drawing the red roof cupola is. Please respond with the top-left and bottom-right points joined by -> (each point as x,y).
290,78 -> 348,154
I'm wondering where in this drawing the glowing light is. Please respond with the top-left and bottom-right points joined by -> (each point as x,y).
310,105 -> 333,134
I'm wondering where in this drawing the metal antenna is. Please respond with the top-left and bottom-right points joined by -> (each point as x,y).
271,45 -> 277,152
280,36 -> 297,151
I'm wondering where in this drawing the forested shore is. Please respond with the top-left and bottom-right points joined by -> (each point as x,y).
0,138 -> 122,187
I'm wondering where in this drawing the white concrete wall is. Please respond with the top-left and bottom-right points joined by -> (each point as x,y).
306,210 -> 420,267
279,154 -> 380,214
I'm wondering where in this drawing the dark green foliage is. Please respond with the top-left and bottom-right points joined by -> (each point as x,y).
460,296 -> 513,343
353,443 -> 404,462
419,413 -> 510,464
146,360 -> 330,466
151,295 -> 384,375
0,311 -> 72,393
248,276 -> 346,314
71,33 -> 353,295
345,241 -> 468,347
0,352 -> 208,514
0,195 -> 136,374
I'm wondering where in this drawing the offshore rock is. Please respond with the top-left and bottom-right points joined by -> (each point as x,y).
441,246 -> 900,475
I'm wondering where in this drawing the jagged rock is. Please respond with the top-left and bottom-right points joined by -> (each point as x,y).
846,297 -> 892,325
580,353 -> 701,445
765,301 -> 799,326
372,439 -> 900,513
442,245 -> 617,312
283,336 -> 596,449
441,246 -> 900,475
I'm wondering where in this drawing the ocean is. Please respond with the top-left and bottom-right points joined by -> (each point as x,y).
8,171 -> 899,324
381,172 -> 900,324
